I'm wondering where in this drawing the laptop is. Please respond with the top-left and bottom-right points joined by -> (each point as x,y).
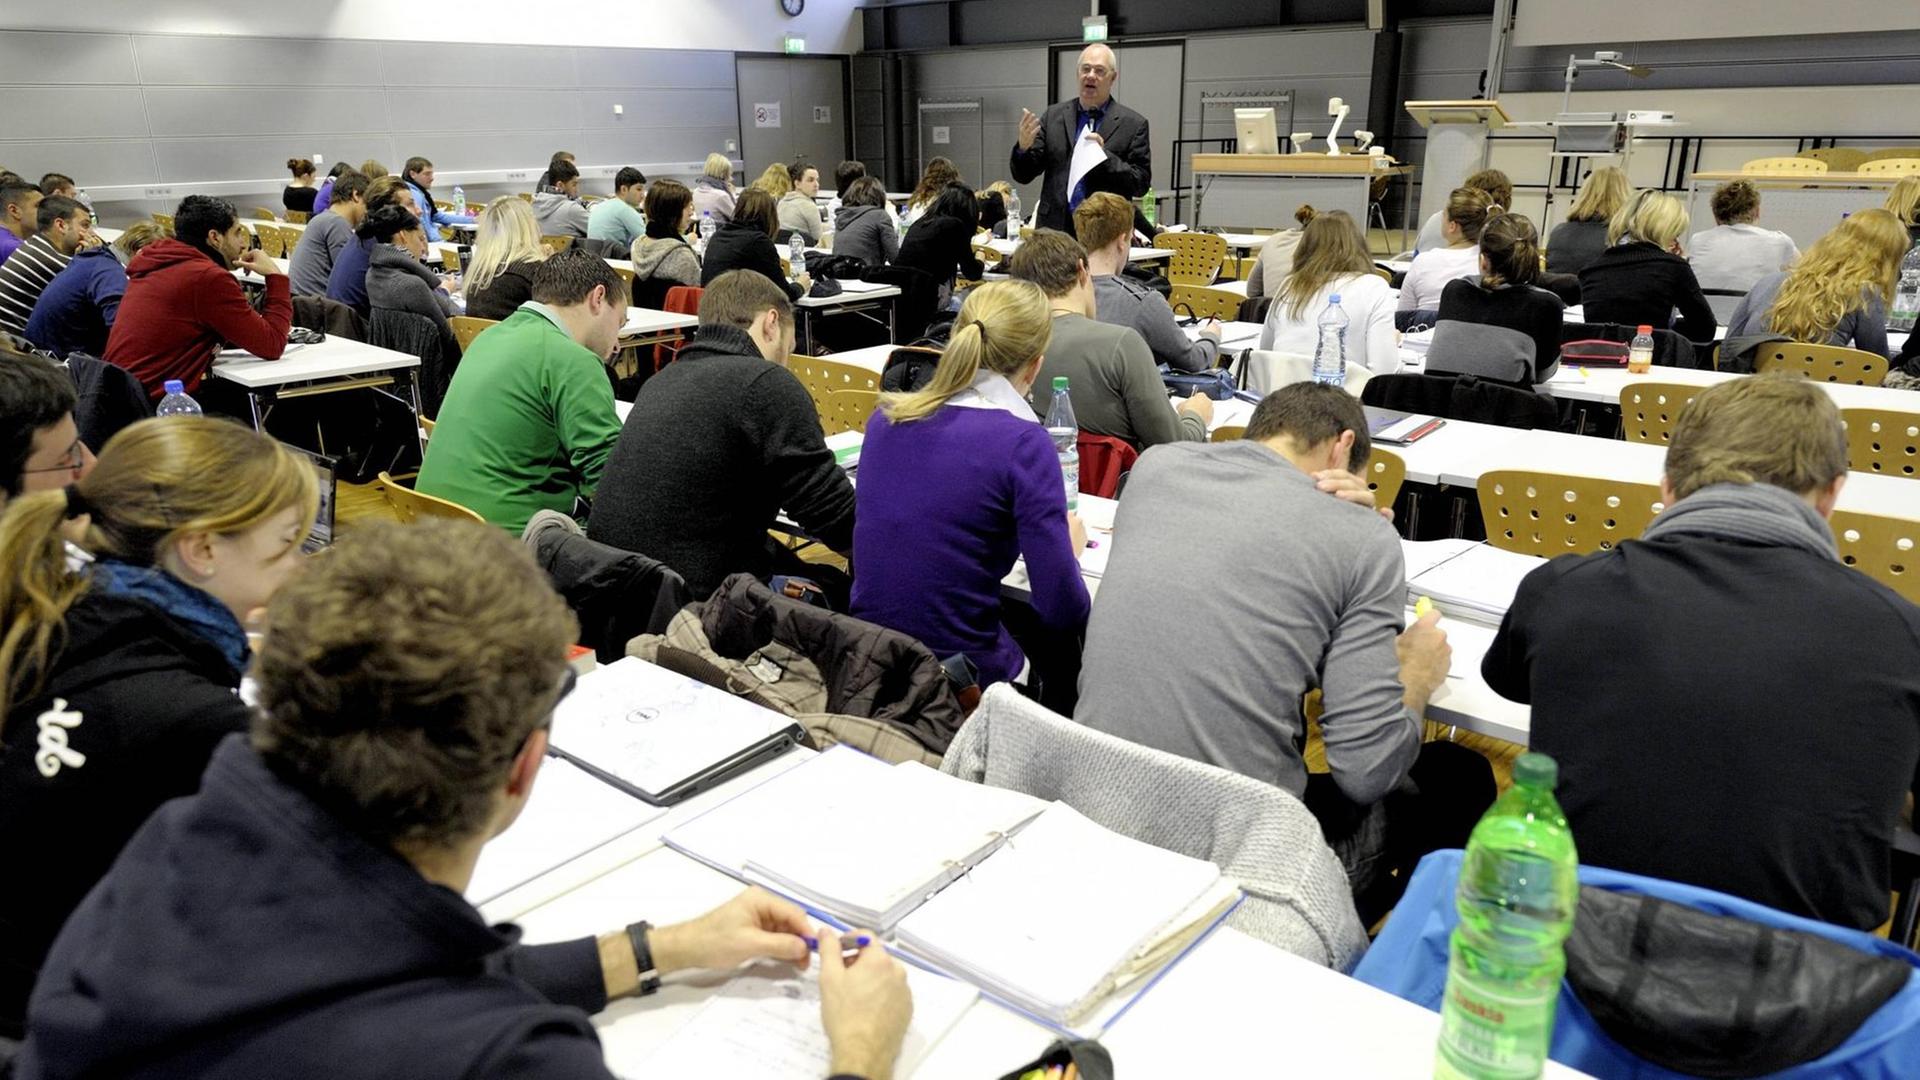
283,444 -> 338,554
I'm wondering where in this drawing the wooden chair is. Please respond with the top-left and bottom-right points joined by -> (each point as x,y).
375,471 -> 485,524
1797,148 -> 1868,173
1861,158 -> 1920,177
1741,156 -> 1828,175
1842,408 -> 1920,480
1366,448 -> 1406,511
1865,148 -> 1920,163
787,356 -> 881,431
285,210 -> 310,225
250,207 -> 279,221
539,235 -> 573,254
449,316 -> 497,354
1477,470 -> 1666,557
1753,343 -> 1888,386
440,247 -> 462,273
611,265 -> 635,289
150,213 -> 174,235
254,227 -> 286,258
1619,382 -> 1704,445
1169,284 -> 1243,323
518,192 -> 534,203
1209,425 -> 1246,442
822,388 -> 882,435
1159,232 -> 1229,286
434,200 -> 453,212
1831,510 -> 1920,605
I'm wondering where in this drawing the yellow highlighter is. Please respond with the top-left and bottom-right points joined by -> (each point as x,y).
1415,595 -> 1436,619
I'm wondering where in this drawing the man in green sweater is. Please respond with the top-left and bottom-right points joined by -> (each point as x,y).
417,249 -> 627,533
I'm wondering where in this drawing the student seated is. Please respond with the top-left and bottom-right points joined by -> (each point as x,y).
896,183 -> 987,302
1887,176 -> 1920,244
777,161 -> 826,246
531,159 -> 591,239
308,161 -> 349,216
852,279 -> 1091,693
834,159 -> 868,200
36,174 -> 83,208
0,196 -> 95,338
14,519 -> 913,1080
1257,208 -> 1398,375
1688,179 -> 1800,292
24,222 -> 162,359
701,189 -> 809,302
1244,204 -> 1315,300
1010,229 -> 1211,448
0,179 -> 43,266
1484,375 -> 1920,932
1424,213 -> 1565,385
536,149 -> 575,193
0,417 -> 317,1042
1578,190 -> 1716,344
1075,384 -> 1490,922
628,180 -> 702,309
1545,166 -> 1629,276
831,177 -> 898,271
0,351 -> 94,513
975,187 -> 1008,239
692,152 -> 737,227
589,270 -> 853,600
105,195 -> 290,399
751,163 -> 792,201
417,250 -> 626,534
587,166 -> 648,251
401,157 -> 475,245
326,176 -> 416,317
1414,168 -> 1509,255
1075,192 -> 1216,372
902,157 -> 961,228
283,157 -> 319,216
287,170 -> 369,297
457,196 -> 550,321
1396,186 -> 1495,329
364,204 -> 459,338
1724,209 -> 1906,361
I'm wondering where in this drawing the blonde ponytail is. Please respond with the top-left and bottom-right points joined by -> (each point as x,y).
0,491 -> 88,726
881,280 -> 1052,424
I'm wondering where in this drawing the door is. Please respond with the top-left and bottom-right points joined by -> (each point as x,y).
735,55 -> 851,182
1051,41 -> 1185,195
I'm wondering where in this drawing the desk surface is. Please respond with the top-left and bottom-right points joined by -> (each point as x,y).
211,337 -> 420,389
622,307 -> 698,335
795,281 -> 902,308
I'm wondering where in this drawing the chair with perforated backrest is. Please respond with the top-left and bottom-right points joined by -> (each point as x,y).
1619,382 -> 1704,445
822,388 -> 881,436
440,248 -> 461,273
610,265 -> 635,289
539,235 -> 572,254
1831,510 -> 1920,605
285,210 -> 310,225
1366,449 -> 1406,510
518,192 -> 534,203
150,213 -> 174,235
1168,284 -> 1243,323
1866,148 -> 1920,163
1797,148 -> 1868,173
1754,343 -> 1888,386
1210,425 -> 1246,443
788,356 -> 881,430
1861,158 -> 1920,177
1477,470 -> 1667,557
250,207 -> 278,221
253,227 -> 286,258
1741,157 -> 1828,175
376,471 -> 485,525
449,316 -> 497,355
1159,232 -> 1229,287
1842,408 -> 1920,479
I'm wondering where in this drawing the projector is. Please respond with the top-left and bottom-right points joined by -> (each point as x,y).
1626,110 -> 1673,124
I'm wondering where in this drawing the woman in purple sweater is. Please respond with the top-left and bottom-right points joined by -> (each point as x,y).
852,280 -> 1090,697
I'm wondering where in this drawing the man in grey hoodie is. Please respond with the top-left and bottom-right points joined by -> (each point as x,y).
531,160 -> 591,239
830,177 -> 899,271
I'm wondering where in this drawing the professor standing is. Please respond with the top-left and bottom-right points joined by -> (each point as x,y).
1010,43 -> 1152,235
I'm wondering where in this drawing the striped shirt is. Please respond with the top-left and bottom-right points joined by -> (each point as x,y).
0,235 -> 72,337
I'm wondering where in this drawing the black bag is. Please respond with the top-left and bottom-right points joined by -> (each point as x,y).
994,1039 -> 1113,1080
806,277 -> 844,299
808,253 -> 869,282
1120,262 -> 1171,296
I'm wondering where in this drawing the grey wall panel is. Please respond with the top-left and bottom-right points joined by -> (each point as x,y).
570,128 -> 741,164
384,89 -> 584,133
576,89 -> 740,130
3,87 -> 151,140
574,48 -> 735,89
0,30 -> 137,82
0,141 -> 154,186
375,42 -> 578,87
152,137 -> 398,183
143,87 -> 391,138
131,34 -> 385,86
395,133 -> 570,172
903,46 -> 1047,204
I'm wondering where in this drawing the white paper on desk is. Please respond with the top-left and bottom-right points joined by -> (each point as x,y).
215,342 -> 306,361
464,756 -> 666,906
1067,129 -> 1107,199
1406,543 -> 1546,625
1400,538 -> 1481,582
631,959 -> 977,1079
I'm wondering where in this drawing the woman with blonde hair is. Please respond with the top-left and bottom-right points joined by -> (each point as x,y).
691,151 -> 737,226
1886,176 -> 1920,244
1257,209 -> 1398,376
851,280 -> 1090,704
1578,189 -> 1716,342
1397,186 -> 1497,327
0,416 -> 318,1038
1687,179 -> 1799,291
903,156 -> 962,225
750,163 -> 792,199
1546,166 -> 1630,275
461,196 -> 549,320
1726,208 -> 1907,360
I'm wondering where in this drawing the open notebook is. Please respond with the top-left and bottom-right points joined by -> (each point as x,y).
1405,542 -> 1546,625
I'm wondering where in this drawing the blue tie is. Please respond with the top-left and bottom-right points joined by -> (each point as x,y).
1070,109 -> 1101,212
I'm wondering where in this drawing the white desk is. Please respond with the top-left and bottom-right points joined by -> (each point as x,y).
212,337 -> 424,436
793,281 -> 901,349
1542,362 -> 1919,410
621,306 -> 698,348
829,343 -> 898,375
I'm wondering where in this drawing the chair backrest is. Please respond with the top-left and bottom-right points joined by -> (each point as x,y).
1861,158 -> 1920,177
539,234 -> 572,254
1075,431 -> 1139,498
1842,408 -> 1920,480
250,207 -> 279,221
449,315 -> 498,355
377,471 -> 485,524
787,355 -> 881,431
1366,448 -> 1406,509
1210,424 -> 1246,442
439,247 -> 462,273
1619,382 -> 1705,445
650,285 -> 703,373
1477,469 -> 1666,557
1797,147 -> 1868,173
1832,510 -> 1920,604
1753,343 -> 1888,385
1363,372 -> 1560,430
1236,294 -> 1273,324
1865,147 -> 1920,162
517,192 -> 534,203
253,227 -> 286,258
610,265 -> 636,289
1168,283 -> 1243,322
822,388 -> 881,435
1741,156 -> 1828,174
150,213 -> 174,236
1159,232 -> 1229,286
285,210 -> 310,225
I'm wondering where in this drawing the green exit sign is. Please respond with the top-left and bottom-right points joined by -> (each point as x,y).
783,33 -> 806,54
1082,16 -> 1108,42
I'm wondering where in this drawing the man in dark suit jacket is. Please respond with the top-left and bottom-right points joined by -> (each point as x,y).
1009,44 -> 1152,235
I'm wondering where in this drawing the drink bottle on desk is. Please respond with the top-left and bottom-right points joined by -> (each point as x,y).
697,211 -> 716,254
1043,377 -> 1079,513
789,235 -> 808,281
156,380 -> 202,418
1313,296 -> 1349,386
1435,751 -> 1579,1080
1142,187 -> 1158,230
452,185 -> 466,216
1627,325 -> 1654,374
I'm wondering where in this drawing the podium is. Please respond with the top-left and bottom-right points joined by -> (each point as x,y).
1404,100 -> 1510,230
1189,153 -> 1413,233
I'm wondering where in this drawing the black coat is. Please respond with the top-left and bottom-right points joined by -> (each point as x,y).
700,221 -> 804,301
525,509 -> 692,662
894,216 -> 986,287
1009,96 -> 1152,234
1577,241 -> 1717,345
463,260 -> 538,321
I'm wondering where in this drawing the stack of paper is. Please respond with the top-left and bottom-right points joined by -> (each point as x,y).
1405,542 -> 1546,625
825,430 -> 863,472
465,757 -> 667,906
1400,538 -> 1482,582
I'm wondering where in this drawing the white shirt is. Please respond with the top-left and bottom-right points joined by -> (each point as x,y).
1397,245 -> 1481,313
1688,223 -> 1800,293
1258,272 -> 1401,375
950,371 -> 1039,421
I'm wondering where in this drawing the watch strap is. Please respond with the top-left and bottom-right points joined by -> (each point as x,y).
626,920 -> 662,997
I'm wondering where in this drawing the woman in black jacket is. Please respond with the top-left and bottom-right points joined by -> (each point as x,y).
1426,213 -> 1566,386
0,417 -> 318,1040
1577,190 -> 1717,344
895,183 -> 986,294
699,187 -> 809,302
462,196 -> 549,321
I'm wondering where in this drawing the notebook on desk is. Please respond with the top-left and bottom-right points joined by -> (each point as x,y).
1365,406 -> 1445,445
1405,542 -> 1547,625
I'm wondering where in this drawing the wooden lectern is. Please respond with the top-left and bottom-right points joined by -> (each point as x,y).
1405,100 -> 1510,232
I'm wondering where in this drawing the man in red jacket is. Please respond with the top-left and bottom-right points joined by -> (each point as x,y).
104,195 -> 291,400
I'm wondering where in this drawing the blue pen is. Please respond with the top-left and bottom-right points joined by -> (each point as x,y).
803,933 -> 873,959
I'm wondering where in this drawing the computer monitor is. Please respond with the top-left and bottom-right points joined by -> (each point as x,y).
1234,108 -> 1280,156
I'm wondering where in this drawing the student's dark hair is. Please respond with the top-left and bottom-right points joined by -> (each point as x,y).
1464,168 -> 1512,214
0,181 -> 39,212
174,195 -> 239,261
286,158 -> 315,179
251,520 -> 578,851
356,203 -> 421,243
1445,186 -> 1497,244
1479,212 -> 1541,288
1007,228 -> 1087,299
732,188 -> 780,237
546,159 -> 580,187
843,176 -> 886,209
38,173 -> 75,196
330,170 -> 372,205
1245,382 -> 1370,472
35,195 -> 84,234
642,179 -> 692,240
786,159 -> 815,185
928,182 -> 978,227
550,150 -> 575,165
1710,179 -> 1761,225
0,350 -> 77,500
326,161 -> 352,179
614,166 -> 646,192
403,156 -> 432,179
531,247 -> 630,307
976,191 -> 1007,232
834,160 -> 867,198
699,269 -> 793,330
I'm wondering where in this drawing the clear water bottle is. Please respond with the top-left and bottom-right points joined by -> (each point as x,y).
1892,243 -> 1920,333
156,380 -> 202,417
698,211 -> 717,253
1435,752 -> 1579,1080
1007,188 -> 1023,229
1313,294 -> 1349,386
1627,324 -> 1655,374
1141,186 -> 1158,229
1043,376 -> 1079,512
789,234 -> 808,280
452,185 -> 466,216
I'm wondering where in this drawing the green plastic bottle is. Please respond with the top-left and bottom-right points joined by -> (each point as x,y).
1435,752 -> 1579,1080
1141,187 -> 1157,229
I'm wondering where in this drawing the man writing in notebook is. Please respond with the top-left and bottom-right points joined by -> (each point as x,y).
17,520 -> 911,1080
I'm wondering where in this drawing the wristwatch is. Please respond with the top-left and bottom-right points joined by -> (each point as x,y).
626,920 -> 663,997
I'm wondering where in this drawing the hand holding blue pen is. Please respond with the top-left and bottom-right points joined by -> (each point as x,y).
804,933 -> 874,963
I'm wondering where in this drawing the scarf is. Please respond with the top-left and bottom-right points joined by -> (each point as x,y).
89,558 -> 251,676
1638,481 -> 1837,561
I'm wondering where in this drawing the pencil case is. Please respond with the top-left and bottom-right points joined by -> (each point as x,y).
996,1038 -> 1115,1080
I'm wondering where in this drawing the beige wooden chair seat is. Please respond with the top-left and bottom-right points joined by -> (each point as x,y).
1842,408 -> 1920,479
1478,470 -> 1666,557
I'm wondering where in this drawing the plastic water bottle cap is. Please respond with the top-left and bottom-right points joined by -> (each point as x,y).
1637,325 -> 1653,334
1328,294 -> 1341,304
163,380 -> 184,394
1513,752 -> 1558,789
1052,376 -> 1069,391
